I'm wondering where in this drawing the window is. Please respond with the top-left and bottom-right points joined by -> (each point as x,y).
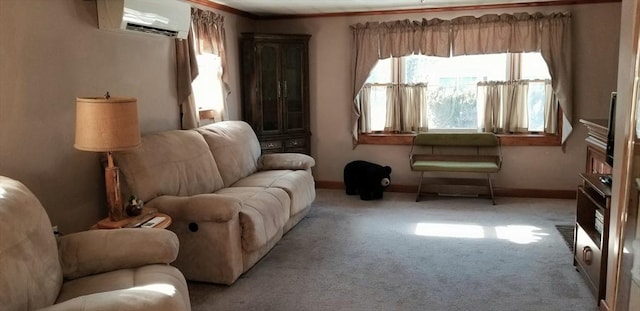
361,52 -> 552,134
191,53 -> 224,117
187,9 -> 229,126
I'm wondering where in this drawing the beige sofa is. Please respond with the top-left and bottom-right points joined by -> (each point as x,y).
114,121 -> 316,285
0,176 -> 191,311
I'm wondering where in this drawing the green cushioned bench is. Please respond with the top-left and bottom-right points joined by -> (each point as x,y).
409,133 -> 502,204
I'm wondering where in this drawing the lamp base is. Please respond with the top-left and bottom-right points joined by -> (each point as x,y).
105,152 -> 125,221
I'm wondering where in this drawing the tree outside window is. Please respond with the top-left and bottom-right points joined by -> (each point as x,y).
362,52 -> 551,133
191,53 -> 224,124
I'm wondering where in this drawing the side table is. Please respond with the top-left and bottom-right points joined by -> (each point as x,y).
91,207 -> 172,230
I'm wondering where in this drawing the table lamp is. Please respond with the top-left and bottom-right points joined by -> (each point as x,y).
74,93 -> 141,223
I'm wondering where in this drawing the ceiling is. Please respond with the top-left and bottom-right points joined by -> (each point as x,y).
207,0 -> 571,17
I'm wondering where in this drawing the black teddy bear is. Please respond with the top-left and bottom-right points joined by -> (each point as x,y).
343,160 -> 392,200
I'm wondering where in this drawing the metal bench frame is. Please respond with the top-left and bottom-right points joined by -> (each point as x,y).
409,132 -> 502,204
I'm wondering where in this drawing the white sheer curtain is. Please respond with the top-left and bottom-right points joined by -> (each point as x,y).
384,85 -> 400,131
359,83 -> 428,132
478,81 -> 529,133
357,84 -> 373,133
478,80 -> 555,133
398,84 -> 428,132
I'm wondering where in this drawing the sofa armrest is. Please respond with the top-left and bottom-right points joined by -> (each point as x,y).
145,194 -> 241,223
58,229 -> 179,280
39,286 -> 189,311
257,153 -> 316,171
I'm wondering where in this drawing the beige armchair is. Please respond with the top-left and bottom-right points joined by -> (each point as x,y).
0,176 -> 191,311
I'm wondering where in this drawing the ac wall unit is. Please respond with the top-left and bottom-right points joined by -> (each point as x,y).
96,0 -> 191,39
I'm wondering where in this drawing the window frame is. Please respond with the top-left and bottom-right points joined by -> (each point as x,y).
358,108 -> 562,146
358,131 -> 561,146
357,52 -> 561,146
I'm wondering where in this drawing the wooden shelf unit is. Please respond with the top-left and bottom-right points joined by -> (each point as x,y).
575,119 -> 613,305
575,173 -> 611,304
580,119 -> 612,175
240,33 -> 311,155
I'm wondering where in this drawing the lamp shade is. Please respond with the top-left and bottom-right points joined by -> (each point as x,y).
74,97 -> 141,152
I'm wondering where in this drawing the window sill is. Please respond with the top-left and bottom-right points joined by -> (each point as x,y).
358,133 -> 561,146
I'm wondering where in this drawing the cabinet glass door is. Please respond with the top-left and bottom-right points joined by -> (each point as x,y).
282,43 -> 306,132
258,44 -> 281,133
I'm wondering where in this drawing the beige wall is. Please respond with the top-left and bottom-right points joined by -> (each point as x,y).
0,0 -> 253,233
257,3 -> 622,191
0,0 -> 622,234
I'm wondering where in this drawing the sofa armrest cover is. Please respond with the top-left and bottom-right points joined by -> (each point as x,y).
258,153 -> 316,171
58,229 -> 179,280
145,194 -> 242,223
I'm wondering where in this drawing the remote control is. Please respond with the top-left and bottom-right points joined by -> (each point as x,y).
140,216 -> 166,228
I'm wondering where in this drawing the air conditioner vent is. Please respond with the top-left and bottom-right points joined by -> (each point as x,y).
97,0 -> 190,39
125,23 -> 179,38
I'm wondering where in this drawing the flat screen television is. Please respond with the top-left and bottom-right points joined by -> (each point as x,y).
606,92 -> 617,167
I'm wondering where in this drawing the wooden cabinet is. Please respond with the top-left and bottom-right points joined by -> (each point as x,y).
576,119 -> 614,305
586,145 -> 610,175
240,33 -> 311,155
580,119 -> 612,175
575,174 -> 611,304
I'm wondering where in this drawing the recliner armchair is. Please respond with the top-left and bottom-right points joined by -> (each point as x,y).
0,176 -> 191,311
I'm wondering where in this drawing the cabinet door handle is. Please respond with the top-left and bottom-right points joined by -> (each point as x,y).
277,81 -> 281,98
283,81 -> 287,97
582,246 -> 592,265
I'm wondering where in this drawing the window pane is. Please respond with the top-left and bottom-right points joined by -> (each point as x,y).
527,81 -> 547,132
521,53 -> 550,80
521,53 -> 550,132
404,54 -> 507,129
404,55 -> 431,83
366,58 -> 392,84
365,58 -> 392,131
359,53 -> 555,134
192,54 -> 224,112
403,54 -> 507,84
428,84 -> 477,129
369,86 -> 387,131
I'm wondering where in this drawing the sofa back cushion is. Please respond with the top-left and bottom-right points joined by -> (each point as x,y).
196,121 -> 261,187
0,176 -> 63,311
115,130 -> 224,202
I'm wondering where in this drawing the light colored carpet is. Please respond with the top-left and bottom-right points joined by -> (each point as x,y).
188,189 -> 597,311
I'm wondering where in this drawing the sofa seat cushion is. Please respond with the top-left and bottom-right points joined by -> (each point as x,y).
232,170 -> 316,217
215,187 -> 290,252
54,264 -> 190,310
